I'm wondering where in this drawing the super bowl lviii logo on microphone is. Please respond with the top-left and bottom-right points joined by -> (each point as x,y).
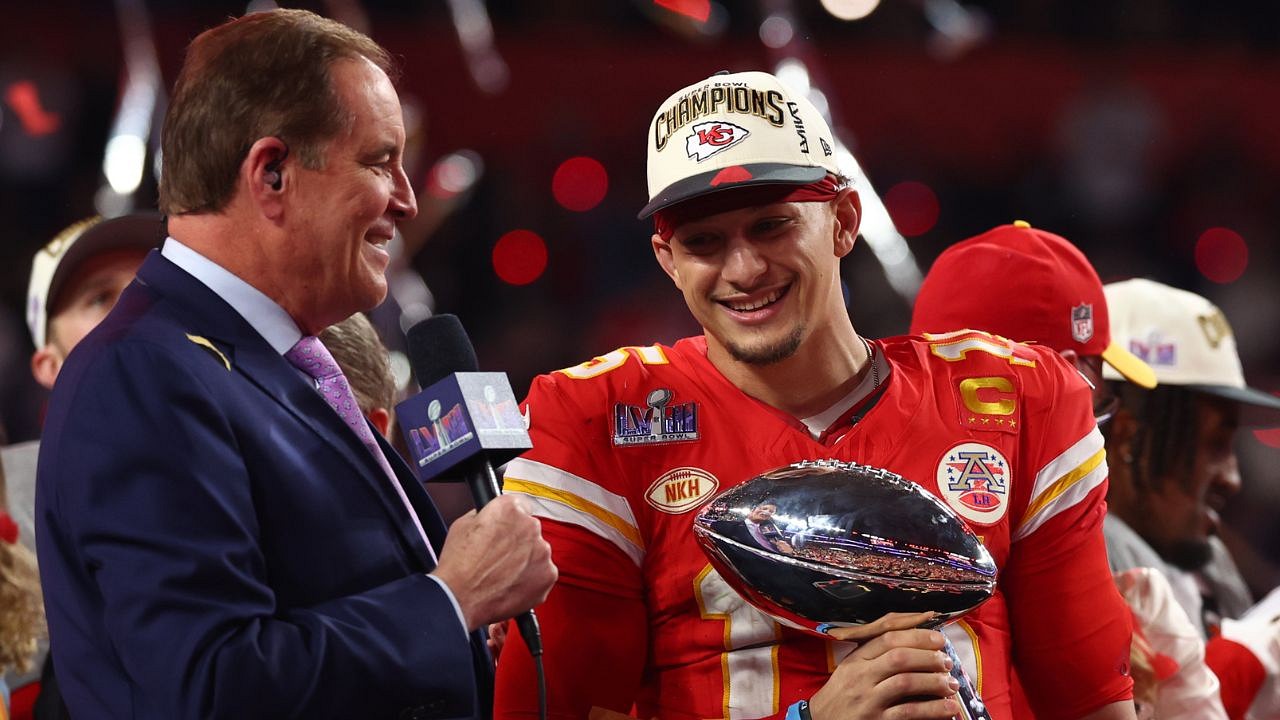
409,399 -> 474,467
397,372 -> 532,480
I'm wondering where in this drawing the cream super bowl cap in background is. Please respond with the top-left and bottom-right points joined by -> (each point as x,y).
639,70 -> 842,219
1102,278 -> 1280,415
26,212 -> 164,349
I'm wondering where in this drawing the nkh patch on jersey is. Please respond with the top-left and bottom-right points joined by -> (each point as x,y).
645,467 -> 719,514
613,388 -> 699,446
938,442 -> 1010,525
686,120 -> 749,161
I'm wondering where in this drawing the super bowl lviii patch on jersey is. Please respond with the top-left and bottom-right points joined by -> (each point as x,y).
937,442 -> 1010,525
613,387 -> 699,446
645,467 -> 719,514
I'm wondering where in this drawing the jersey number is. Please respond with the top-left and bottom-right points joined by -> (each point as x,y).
695,566 -> 780,720
926,329 -> 1037,368
557,345 -> 669,380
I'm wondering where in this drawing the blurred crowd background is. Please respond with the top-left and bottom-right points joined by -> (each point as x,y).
1,0 -> 1277,591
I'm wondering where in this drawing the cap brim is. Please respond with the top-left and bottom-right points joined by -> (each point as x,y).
1182,381 -> 1280,415
638,163 -> 828,219
45,214 -> 165,313
1101,341 -> 1157,389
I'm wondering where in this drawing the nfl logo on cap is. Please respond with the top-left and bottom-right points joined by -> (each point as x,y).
1071,303 -> 1094,343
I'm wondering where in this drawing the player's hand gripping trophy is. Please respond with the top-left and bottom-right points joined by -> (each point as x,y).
693,460 -> 996,720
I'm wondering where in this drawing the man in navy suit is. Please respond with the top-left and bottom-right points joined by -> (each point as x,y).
34,9 -> 556,719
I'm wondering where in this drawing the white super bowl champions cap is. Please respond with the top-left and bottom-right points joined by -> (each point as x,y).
639,70 -> 842,219
1101,278 -> 1280,416
26,213 -> 164,348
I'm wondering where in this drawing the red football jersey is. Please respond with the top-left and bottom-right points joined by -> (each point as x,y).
495,331 -> 1133,720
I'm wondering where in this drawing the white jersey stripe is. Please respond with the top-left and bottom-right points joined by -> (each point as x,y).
504,458 -> 645,565
505,458 -> 640,527
1014,435 -> 1109,541
944,620 -> 983,696
1027,426 -> 1105,503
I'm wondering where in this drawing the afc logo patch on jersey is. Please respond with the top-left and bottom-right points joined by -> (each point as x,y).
686,120 -> 749,162
937,442 -> 1010,525
613,387 -> 700,446
645,467 -> 719,514
957,376 -> 1020,434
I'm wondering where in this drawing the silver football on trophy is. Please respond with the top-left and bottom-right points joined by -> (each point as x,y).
692,459 -> 997,636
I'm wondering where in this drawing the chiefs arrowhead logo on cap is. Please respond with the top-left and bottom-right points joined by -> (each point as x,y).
686,120 -> 749,162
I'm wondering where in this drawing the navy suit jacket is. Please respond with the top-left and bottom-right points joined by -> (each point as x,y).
36,251 -> 491,719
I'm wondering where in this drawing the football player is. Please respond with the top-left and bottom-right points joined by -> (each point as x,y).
1101,279 -> 1280,720
493,71 -> 1136,720
909,225 -> 1230,720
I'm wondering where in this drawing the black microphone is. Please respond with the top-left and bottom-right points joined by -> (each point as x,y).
398,314 -> 543,657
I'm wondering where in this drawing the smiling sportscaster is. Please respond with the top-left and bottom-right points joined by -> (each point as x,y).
34,9 -> 555,719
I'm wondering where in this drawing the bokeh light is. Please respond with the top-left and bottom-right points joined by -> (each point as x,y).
654,0 -> 711,23
6,80 -> 61,136
820,0 -> 881,21
883,181 -> 940,237
1194,227 -> 1248,284
426,150 -> 482,200
759,16 -> 794,48
1255,427 -> 1280,449
552,156 -> 609,212
493,230 -> 548,286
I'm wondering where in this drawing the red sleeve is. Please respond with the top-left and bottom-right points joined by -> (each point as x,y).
1206,636 -> 1266,720
10,680 -> 40,720
1002,352 -> 1134,717
494,520 -> 648,719
1005,488 -> 1135,719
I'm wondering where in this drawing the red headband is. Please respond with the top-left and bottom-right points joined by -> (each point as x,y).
653,175 -> 845,240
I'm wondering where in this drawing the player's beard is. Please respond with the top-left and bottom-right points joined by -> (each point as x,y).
1162,538 -> 1214,571
725,325 -> 804,366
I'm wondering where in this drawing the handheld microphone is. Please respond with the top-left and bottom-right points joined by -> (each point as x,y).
398,314 -> 543,657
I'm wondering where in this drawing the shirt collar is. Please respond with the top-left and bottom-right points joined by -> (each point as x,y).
160,237 -> 302,355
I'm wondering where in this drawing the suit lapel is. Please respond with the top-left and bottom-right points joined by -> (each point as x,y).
135,252 -> 439,569
377,431 -> 450,560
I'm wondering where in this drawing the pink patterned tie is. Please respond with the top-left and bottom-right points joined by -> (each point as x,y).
286,335 -> 436,561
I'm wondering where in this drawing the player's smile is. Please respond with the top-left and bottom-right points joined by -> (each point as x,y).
652,194 -> 860,368
715,282 -> 792,323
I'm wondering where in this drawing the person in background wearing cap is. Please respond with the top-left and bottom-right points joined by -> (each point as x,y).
1101,278 -> 1280,720
493,71 -> 1135,720
34,10 -> 554,719
910,223 -> 1229,720
0,212 -> 159,720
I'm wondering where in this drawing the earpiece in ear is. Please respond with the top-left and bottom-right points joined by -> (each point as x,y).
264,160 -> 283,191
263,143 -> 289,191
